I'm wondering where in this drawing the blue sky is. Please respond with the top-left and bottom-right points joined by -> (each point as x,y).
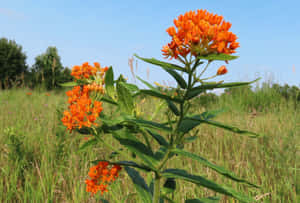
1,0 -> 299,94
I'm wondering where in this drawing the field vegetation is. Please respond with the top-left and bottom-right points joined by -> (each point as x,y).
0,81 -> 299,202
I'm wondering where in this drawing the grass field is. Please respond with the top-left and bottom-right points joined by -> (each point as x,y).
0,87 -> 299,202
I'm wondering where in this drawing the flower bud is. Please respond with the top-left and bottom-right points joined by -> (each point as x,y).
217,65 -> 228,75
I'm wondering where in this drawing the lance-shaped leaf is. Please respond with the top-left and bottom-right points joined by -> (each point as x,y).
187,78 -> 261,100
188,78 -> 261,100
112,132 -> 159,169
128,118 -> 172,132
166,100 -> 180,116
145,129 -> 169,147
58,81 -> 78,87
197,53 -> 238,61
125,167 -> 152,203
100,95 -> 118,105
189,117 -> 263,138
140,89 -> 183,103
162,68 -> 187,89
79,138 -> 98,151
162,169 -> 255,203
171,148 -> 259,188
134,54 -> 188,73
112,161 -> 152,172
136,76 -> 157,91
120,82 -> 140,95
154,146 -> 168,161
162,178 -> 176,195
178,109 -> 227,134
185,197 -> 220,203
116,82 -> 135,114
104,66 -> 115,98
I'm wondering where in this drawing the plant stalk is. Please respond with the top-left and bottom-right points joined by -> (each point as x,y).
153,172 -> 161,203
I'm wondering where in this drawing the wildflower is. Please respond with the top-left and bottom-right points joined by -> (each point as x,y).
217,65 -> 228,75
45,93 -> 50,96
85,161 -> 122,196
162,9 -> 239,60
61,85 -> 103,132
26,92 -> 32,95
71,62 -> 109,80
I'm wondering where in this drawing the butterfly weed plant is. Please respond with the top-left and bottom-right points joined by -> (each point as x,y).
60,9 -> 262,203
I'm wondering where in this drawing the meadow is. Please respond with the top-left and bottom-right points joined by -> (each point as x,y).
0,85 -> 299,203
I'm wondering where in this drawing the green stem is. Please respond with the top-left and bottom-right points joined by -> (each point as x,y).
153,172 -> 161,203
198,61 -> 211,78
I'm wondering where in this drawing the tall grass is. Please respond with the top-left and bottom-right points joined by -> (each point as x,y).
0,86 -> 299,202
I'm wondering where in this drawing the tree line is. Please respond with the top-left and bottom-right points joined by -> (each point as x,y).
0,37 -> 299,109
0,37 -> 72,90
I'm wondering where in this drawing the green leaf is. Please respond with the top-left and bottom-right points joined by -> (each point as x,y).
162,68 -> 187,89
79,138 -> 97,151
190,78 -> 261,93
197,53 -> 239,61
189,117 -> 263,138
186,88 -> 206,100
178,109 -> 228,134
134,54 -> 188,73
120,82 -> 139,94
129,118 -> 172,132
185,197 -> 220,203
162,169 -> 255,203
112,131 -> 159,169
100,95 -> 118,105
145,129 -> 169,147
171,148 -> 259,188
112,161 -> 152,172
154,146 -> 168,160
104,66 -> 115,97
136,76 -> 157,91
140,89 -> 183,103
58,81 -> 78,87
166,100 -> 180,116
162,178 -> 176,195
184,136 -> 198,143
125,167 -> 152,203
116,82 -> 135,114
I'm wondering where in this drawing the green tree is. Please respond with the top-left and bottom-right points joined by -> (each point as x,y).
32,46 -> 64,90
0,38 -> 28,88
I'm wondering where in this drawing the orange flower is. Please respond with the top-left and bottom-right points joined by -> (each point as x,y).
162,9 -> 239,60
217,65 -> 228,75
85,161 -> 122,196
61,85 -> 103,132
71,62 -> 109,80
26,92 -> 32,96
45,93 -> 50,96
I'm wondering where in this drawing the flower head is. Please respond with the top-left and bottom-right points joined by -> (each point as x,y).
217,65 -> 228,75
71,62 -> 109,80
61,85 -> 103,132
85,161 -> 122,196
162,9 -> 239,60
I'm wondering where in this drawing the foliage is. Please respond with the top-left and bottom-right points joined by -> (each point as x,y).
0,38 -> 28,89
31,46 -> 67,90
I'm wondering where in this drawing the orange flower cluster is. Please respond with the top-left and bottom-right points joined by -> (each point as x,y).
26,92 -> 32,96
61,86 -> 103,132
85,161 -> 122,195
162,9 -> 239,60
71,62 -> 109,80
86,82 -> 105,93
217,65 -> 228,75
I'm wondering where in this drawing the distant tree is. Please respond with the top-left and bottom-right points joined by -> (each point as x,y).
57,67 -> 73,84
32,46 -> 64,89
0,38 -> 28,88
